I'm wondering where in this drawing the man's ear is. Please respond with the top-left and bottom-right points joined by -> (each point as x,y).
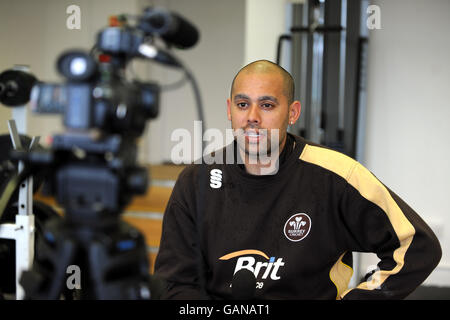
227,98 -> 232,121
289,100 -> 301,124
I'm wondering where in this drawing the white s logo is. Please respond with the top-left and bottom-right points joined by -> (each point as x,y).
210,169 -> 222,189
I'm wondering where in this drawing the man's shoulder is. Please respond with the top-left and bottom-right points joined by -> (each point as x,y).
175,163 -> 200,185
295,135 -> 358,182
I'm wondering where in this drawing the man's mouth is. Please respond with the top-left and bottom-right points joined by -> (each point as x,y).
244,130 -> 264,142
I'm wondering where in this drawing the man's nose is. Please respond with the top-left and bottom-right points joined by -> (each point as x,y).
247,104 -> 261,125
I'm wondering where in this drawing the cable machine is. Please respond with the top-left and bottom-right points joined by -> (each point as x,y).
278,0 -> 369,160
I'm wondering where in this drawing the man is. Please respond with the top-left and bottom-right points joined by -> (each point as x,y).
154,60 -> 441,299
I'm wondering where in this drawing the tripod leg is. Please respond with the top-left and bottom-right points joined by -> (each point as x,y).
20,218 -> 77,299
87,221 -> 151,299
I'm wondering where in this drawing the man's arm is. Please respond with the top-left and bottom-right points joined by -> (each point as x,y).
154,168 -> 210,300
339,162 -> 442,300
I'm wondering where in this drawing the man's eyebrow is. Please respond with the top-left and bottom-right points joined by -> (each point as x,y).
233,94 -> 250,101
258,95 -> 279,104
233,94 -> 279,104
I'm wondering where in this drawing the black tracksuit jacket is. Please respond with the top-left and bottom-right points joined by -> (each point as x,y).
154,134 -> 441,299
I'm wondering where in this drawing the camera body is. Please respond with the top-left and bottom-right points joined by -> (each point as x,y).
30,26 -> 160,137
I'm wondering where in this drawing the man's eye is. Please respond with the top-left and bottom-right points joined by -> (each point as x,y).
261,103 -> 274,109
237,102 -> 248,108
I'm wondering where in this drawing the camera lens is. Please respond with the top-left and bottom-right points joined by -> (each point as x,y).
57,50 -> 96,81
70,58 -> 87,76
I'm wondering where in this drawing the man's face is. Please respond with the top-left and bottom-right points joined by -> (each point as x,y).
227,71 -> 290,158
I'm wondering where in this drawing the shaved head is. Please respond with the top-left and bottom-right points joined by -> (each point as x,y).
230,60 -> 295,105
226,59 -> 302,172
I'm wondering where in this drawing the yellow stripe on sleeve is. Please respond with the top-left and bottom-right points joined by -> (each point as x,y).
300,144 -> 416,298
329,252 -> 354,300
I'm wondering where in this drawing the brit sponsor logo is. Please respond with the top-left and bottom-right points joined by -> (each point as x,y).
283,213 -> 311,242
219,249 -> 285,290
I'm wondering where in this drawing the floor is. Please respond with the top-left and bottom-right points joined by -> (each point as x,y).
406,285 -> 450,300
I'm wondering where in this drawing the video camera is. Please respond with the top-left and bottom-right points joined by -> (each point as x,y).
0,6 -> 200,299
30,50 -> 160,137
30,5 -> 200,135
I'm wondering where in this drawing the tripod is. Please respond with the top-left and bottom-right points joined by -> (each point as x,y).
18,133 -> 153,299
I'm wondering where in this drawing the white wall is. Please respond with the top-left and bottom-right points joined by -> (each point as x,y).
362,0 -> 450,286
0,108 -> 11,134
244,0 -> 287,64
